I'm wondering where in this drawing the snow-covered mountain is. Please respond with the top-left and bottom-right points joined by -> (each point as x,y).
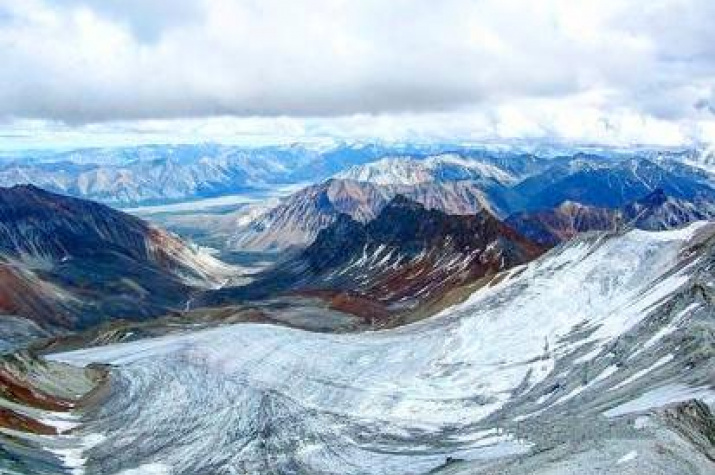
651,146 -> 715,176
43,222 -> 715,475
335,153 -> 518,186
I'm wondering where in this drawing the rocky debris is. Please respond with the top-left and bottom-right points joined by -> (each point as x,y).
657,399 -> 715,462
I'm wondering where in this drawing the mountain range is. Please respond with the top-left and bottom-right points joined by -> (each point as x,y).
0,145 -> 714,475
211,196 -> 544,322
228,178 -> 494,251
229,154 -> 715,252
506,188 -> 715,246
0,143 -> 467,207
510,156 -> 715,211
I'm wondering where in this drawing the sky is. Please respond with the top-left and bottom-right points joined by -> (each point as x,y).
0,0 -> 714,149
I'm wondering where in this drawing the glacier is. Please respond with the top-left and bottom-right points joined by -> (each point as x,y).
45,222 -> 715,475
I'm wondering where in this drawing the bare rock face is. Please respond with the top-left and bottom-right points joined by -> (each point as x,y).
229,178 -> 494,251
228,179 -> 390,251
657,399 -> 715,462
299,195 -> 545,307
0,185 -> 232,332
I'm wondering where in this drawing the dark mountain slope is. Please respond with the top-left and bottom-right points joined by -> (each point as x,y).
0,185 -> 231,332
623,188 -> 715,230
205,196 -> 545,317
512,158 -> 715,212
506,188 -> 715,246
506,202 -> 621,247
229,178 -> 495,251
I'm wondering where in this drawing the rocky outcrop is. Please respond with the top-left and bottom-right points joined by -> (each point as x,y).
0,351 -> 105,433
657,399 -> 715,462
0,351 -> 107,474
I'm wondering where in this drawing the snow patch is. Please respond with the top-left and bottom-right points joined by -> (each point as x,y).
617,450 -> 638,464
604,384 -> 715,418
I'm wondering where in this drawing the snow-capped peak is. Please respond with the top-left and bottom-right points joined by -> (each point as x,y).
334,154 -> 517,186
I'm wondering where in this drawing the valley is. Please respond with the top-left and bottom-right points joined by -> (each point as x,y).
38,222 -> 715,475
0,144 -> 714,475
3,1 -> 715,473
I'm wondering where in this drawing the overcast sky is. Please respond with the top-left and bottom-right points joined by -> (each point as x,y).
0,0 -> 714,148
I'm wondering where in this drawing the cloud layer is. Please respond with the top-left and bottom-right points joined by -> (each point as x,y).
0,0 -> 714,145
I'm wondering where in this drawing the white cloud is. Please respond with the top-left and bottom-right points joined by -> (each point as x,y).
0,0 -> 714,146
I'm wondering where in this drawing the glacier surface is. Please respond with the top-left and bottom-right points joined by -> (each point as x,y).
48,222 -> 715,475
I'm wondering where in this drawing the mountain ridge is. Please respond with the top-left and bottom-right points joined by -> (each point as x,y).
506,188 -> 715,246
229,178 -> 495,251
0,185 -> 234,334
209,195 -> 545,319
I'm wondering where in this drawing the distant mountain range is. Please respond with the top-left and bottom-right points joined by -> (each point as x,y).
510,156 -> 715,211
0,143 -> 468,206
230,153 -> 715,252
0,185 -> 232,337
4,144 -> 712,211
